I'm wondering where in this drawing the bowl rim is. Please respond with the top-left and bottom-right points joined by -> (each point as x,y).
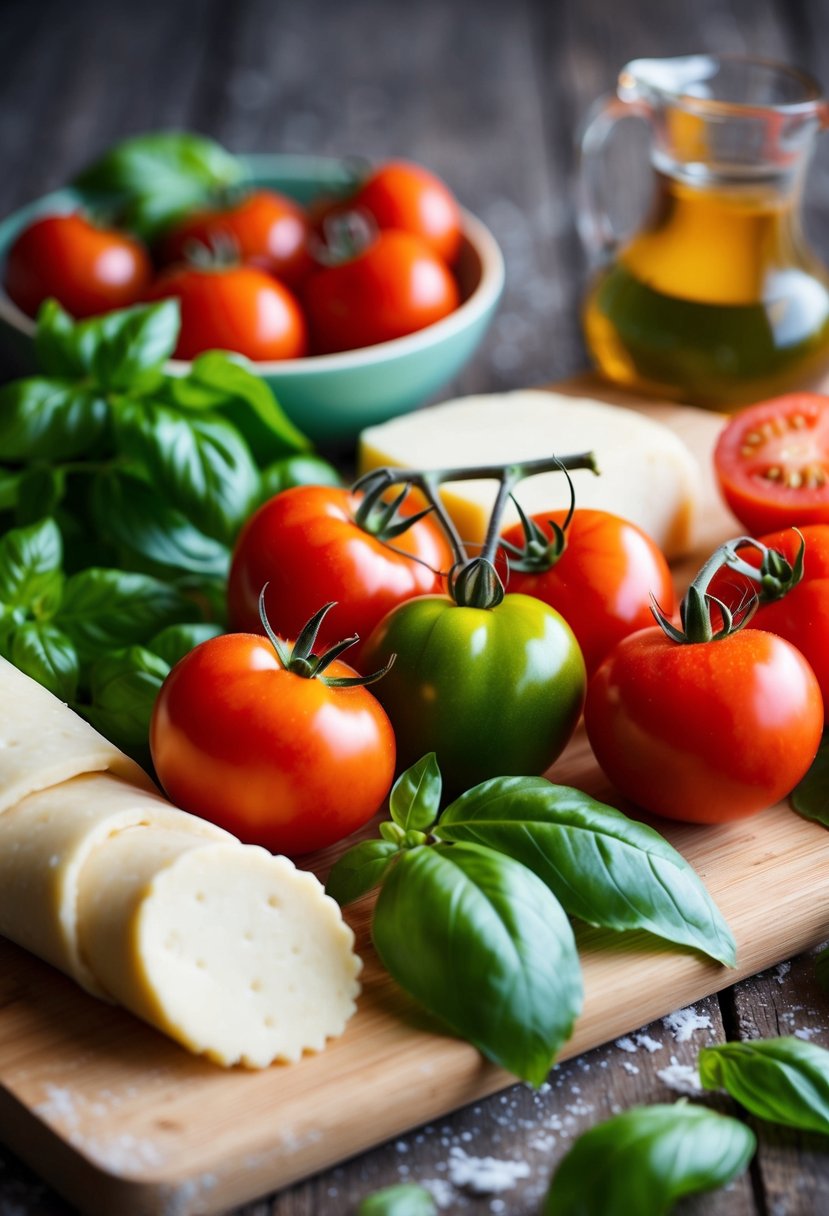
0,154 -> 505,375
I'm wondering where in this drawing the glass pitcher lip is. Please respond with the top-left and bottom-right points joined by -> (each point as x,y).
619,53 -> 827,121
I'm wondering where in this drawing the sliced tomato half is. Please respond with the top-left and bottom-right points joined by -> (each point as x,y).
714,394 -> 829,534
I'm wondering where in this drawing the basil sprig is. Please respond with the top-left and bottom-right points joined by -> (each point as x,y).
700,1037 -> 829,1134
543,1103 -> 755,1215
327,757 -> 734,1083
791,736 -> 829,827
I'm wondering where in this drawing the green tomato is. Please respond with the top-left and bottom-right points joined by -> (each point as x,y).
361,593 -> 586,792
258,454 -> 341,500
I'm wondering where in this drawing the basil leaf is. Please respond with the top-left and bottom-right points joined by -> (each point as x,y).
113,401 -> 259,543
372,842 -> 582,1084
15,465 -> 65,526
148,622 -> 223,668
75,133 -> 243,240
91,472 -> 230,578
0,379 -> 108,461
182,352 -> 310,461
35,300 -> 83,376
543,1103 -> 755,1216
0,518 -> 63,616
699,1037 -> 829,1134
1,622 -> 78,701
0,469 -> 20,511
326,840 -> 401,906
436,778 -> 736,967
56,569 -> 194,660
82,301 -> 179,391
390,753 -> 442,832
356,1184 -> 437,1216
258,454 -> 341,502
816,945 -> 829,992
791,736 -> 829,827
85,645 -> 170,751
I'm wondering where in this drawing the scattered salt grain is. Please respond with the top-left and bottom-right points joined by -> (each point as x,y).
615,1036 -> 637,1053
635,1033 -> 663,1053
447,1146 -> 531,1195
657,1057 -> 702,1095
794,1027 -> 823,1041
774,962 -> 791,984
662,1005 -> 713,1043
421,1178 -> 456,1209
622,1061 -> 639,1075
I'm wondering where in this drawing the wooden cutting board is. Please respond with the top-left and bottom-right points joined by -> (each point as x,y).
2,386 -> 829,1216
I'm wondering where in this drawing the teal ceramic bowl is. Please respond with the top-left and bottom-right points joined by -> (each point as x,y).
0,153 -> 504,446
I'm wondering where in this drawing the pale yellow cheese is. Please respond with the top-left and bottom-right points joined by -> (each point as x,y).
0,655 -> 152,812
0,773 -> 231,995
78,829 -> 362,1068
359,390 -> 702,559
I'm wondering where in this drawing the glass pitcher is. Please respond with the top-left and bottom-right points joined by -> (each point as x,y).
580,55 -> 829,408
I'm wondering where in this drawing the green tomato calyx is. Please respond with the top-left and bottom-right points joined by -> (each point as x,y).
653,537 -> 763,645
724,530 -> 805,603
449,557 -> 505,609
258,586 -> 394,687
351,472 -> 438,544
498,467 -> 577,574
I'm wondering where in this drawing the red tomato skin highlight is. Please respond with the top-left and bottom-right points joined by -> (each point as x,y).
227,485 -> 452,666
584,626 -> 823,824
713,394 -> 829,533
150,633 -> 396,856
302,229 -> 460,354
4,213 -> 152,319
146,264 -> 308,361
501,509 -> 675,675
353,160 -> 463,265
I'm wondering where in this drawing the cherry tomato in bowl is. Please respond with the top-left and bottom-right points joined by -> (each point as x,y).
351,160 -> 463,265
714,394 -> 829,533
146,264 -> 308,361
4,213 -> 152,319
150,623 -> 396,856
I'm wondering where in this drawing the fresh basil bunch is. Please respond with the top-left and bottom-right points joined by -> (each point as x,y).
327,754 -> 735,1084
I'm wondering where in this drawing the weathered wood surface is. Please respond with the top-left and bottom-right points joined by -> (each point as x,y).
1,0 -> 829,1212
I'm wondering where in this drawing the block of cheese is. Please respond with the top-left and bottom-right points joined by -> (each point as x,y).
359,390 -> 702,558
0,773 -> 231,995
0,655 -> 153,813
77,828 -> 362,1068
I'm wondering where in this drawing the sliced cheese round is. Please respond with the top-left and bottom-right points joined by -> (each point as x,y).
77,829 -> 362,1067
0,773 -> 230,995
0,655 -> 153,813
358,389 -> 702,558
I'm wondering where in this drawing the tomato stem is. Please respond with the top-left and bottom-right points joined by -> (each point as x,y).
653,536 -> 769,644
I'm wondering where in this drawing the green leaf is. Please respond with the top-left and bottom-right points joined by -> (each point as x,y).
436,778 -> 736,967
56,568 -> 194,661
372,842 -> 582,1084
113,401 -> 259,543
389,753 -> 442,832
75,132 -> 243,240
148,621 -> 223,668
91,471 -> 231,578
0,379 -> 108,461
699,1037 -> 829,1134
85,645 -> 170,751
356,1184 -> 437,1216
792,736 -> 829,827
181,352 -> 310,461
82,301 -> 179,391
543,1104 -> 755,1216
257,454 -> 341,502
0,518 -> 63,616
1,622 -> 79,701
0,469 -> 20,511
325,840 -> 401,905
14,465 -> 66,526
34,300 -> 83,377
816,945 -> 829,993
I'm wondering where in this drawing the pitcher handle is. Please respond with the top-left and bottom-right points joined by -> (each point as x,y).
577,93 -> 651,264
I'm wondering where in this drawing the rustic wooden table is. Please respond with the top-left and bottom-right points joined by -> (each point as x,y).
2,0 -> 829,1212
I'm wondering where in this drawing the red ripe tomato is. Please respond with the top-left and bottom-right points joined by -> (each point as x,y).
161,190 -> 313,288
4,213 -> 152,319
584,626 -> 823,824
302,229 -> 460,354
352,160 -> 463,265
714,394 -> 829,533
227,484 -> 453,666
146,265 -> 308,361
150,631 -> 396,855
710,525 -> 829,711
500,509 -> 674,675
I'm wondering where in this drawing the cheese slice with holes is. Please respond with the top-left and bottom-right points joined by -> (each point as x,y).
0,773 -> 231,995
359,390 -> 702,558
77,828 -> 362,1067
0,655 -> 153,812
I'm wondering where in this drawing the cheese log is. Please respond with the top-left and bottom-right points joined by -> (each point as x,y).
359,390 -> 701,558
0,655 -> 153,812
0,773 -> 231,996
77,829 -> 362,1068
